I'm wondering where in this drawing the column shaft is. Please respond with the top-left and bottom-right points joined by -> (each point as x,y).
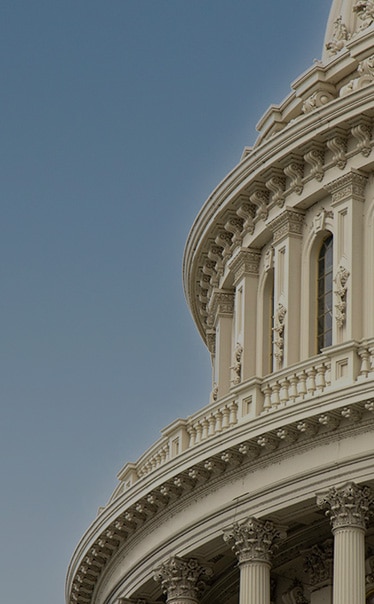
333,527 -> 365,604
239,561 -> 270,604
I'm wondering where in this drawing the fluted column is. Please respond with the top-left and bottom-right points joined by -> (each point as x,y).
223,517 -> 286,604
317,482 -> 373,604
153,556 -> 212,604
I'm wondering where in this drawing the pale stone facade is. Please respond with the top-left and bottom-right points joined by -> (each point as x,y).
66,2 -> 374,604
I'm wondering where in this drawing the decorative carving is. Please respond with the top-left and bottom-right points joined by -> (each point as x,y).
211,382 -> 218,402
266,171 -> 286,207
326,132 -> 347,169
208,245 -> 224,278
215,231 -> 233,263
302,90 -> 336,114
325,16 -> 350,55
303,540 -> 333,587
312,208 -> 334,234
366,554 -> 374,585
334,266 -> 350,328
304,144 -> 325,181
340,54 -> 374,96
232,343 -> 243,385
264,246 -> 274,272
154,556 -> 212,603
249,187 -> 269,221
225,216 -> 244,247
236,201 -> 256,235
273,303 -> 287,363
206,330 -> 216,355
317,481 -> 373,530
282,581 -> 309,604
284,159 -> 304,195
353,0 -> 374,30
269,209 -> 304,243
223,517 -> 286,564
351,118 -> 372,157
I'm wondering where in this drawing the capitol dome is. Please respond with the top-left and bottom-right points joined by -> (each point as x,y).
67,2 -> 374,604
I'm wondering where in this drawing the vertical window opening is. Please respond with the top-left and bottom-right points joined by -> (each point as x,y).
317,234 -> 333,352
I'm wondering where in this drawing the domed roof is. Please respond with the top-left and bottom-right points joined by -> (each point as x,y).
323,0 -> 374,60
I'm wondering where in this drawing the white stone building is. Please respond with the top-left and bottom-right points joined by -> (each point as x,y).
66,2 -> 374,604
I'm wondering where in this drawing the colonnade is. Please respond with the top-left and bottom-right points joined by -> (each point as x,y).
153,482 -> 373,604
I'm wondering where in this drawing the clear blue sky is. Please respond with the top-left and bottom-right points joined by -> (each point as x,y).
0,2 -> 330,602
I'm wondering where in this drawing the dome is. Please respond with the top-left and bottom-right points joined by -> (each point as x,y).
67,2 -> 374,604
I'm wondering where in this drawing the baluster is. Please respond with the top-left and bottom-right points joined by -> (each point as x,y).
315,364 -> 326,392
187,426 -> 196,447
195,422 -> 202,444
271,382 -> 280,409
208,413 -> 216,436
222,406 -> 230,429
262,383 -> 272,412
298,370 -> 307,398
229,401 -> 238,426
201,418 -> 209,440
289,374 -> 298,403
279,378 -> 290,406
307,367 -> 317,395
215,410 -> 223,432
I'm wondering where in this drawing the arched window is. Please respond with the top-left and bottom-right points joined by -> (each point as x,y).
317,234 -> 333,351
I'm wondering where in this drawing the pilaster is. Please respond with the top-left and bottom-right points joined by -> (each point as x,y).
324,170 -> 368,343
208,289 -> 235,397
268,209 -> 305,369
229,248 -> 261,381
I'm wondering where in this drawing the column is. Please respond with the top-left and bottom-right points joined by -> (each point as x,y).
223,517 -> 286,604
317,481 -> 373,604
268,209 -> 305,369
154,556 -> 212,604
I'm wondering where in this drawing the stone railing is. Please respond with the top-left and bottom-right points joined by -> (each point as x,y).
111,339 -> 373,502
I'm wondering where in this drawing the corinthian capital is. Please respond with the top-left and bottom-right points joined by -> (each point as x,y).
154,556 -> 212,603
223,517 -> 286,565
317,482 -> 373,531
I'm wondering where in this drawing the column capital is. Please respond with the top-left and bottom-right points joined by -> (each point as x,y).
223,517 -> 286,565
268,209 -> 305,244
324,169 -> 368,205
153,556 -> 212,604
207,289 -> 235,321
228,248 -> 261,285
317,481 -> 373,531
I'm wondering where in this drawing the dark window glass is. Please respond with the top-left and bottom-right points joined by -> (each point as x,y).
317,235 -> 333,352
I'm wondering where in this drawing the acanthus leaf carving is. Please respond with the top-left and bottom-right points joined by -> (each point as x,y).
303,539 -> 333,587
317,481 -> 373,530
223,516 -> 286,564
302,90 -> 336,114
273,303 -> 287,363
154,556 -> 213,603
340,54 -> 374,97
353,0 -> 374,30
